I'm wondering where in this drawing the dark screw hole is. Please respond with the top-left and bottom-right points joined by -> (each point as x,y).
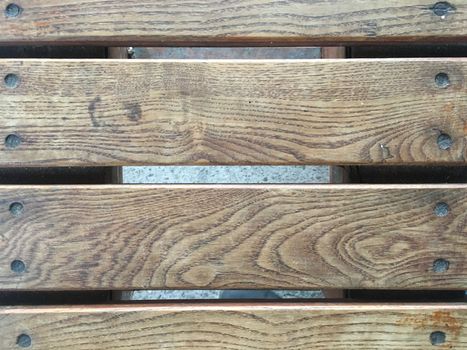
430,331 -> 446,345
437,133 -> 453,150
9,202 -> 23,216
5,134 -> 21,149
435,73 -> 450,88
16,334 -> 32,348
433,259 -> 450,273
11,259 -> 25,274
431,2 -> 455,17
5,3 -> 22,18
4,73 -> 19,88
434,202 -> 449,217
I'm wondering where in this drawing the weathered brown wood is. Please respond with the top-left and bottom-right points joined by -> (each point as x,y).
0,184 -> 466,290
321,46 -> 347,300
2,58 -> 467,166
0,1 -> 466,45
0,303 -> 466,349
321,47 -> 347,59
106,48 -> 127,184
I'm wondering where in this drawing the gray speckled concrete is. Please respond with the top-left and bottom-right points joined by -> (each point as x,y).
132,47 -> 321,60
126,290 -> 324,300
123,166 -> 329,184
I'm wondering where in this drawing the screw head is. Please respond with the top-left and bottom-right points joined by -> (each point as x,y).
434,202 -> 449,217
435,73 -> 450,88
432,2 -> 455,17
430,331 -> 446,346
433,259 -> 450,273
437,134 -> 452,150
5,3 -> 22,18
16,334 -> 32,348
5,134 -> 21,149
11,259 -> 25,274
4,73 -> 20,89
9,202 -> 23,216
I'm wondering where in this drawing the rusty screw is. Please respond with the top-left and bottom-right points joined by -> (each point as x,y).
9,202 -> 23,216
16,334 -> 32,348
11,259 -> 25,273
4,73 -> 20,89
431,2 -> 455,17
5,3 -> 22,18
433,259 -> 450,273
435,73 -> 450,88
430,331 -> 446,346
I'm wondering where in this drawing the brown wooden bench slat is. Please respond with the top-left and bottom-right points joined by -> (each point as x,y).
1,184 -> 466,290
1,58 -> 466,166
0,1 -> 465,45
1,303 -> 466,349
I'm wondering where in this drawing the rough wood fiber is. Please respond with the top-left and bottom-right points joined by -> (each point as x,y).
0,303 -> 466,349
0,0 -> 466,45
1,184 -> 467,290
2,58 -> 467,166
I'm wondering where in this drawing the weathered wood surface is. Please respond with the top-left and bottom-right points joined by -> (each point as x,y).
1,303 -> 466,349
2,58 -> 467,166
1,184 -> 466,290
0,1 -> 466,45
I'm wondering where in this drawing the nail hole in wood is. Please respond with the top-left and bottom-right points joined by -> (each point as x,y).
431,2 -> 456,17
435,72 -> 450,88
11,259 -> 25,274
16,334 -> 31,348
4,73 -> 19,88
5,134 -> 21,149
4,3 -> 22,18
437,133 -> 453,150
433,259 -> 450,273
434,202 -> 449,217
430,331 -> 446,345
9,202 -> 23,216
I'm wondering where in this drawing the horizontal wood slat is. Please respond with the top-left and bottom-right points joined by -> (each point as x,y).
0,1 -> 465,45
1,303 -> 466,349
1,184 -> 466,290
2,58 -> 467,166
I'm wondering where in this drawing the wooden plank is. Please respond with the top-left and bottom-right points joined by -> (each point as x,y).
0,303 -> 466,349
2,58 -> 467,166
0,1 -> 466,45
105,48 -> 128,184
321,47 -> 347,59
1,184 -> 466,290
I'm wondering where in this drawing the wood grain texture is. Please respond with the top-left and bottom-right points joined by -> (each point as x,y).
321,46 -> 347,300
2,58 -> 467,166
1,184 -> 467,290
1,303 -> 466,349
0,0 -> 466,45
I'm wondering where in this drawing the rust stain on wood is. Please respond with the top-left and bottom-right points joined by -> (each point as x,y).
398,311 -> 462,338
